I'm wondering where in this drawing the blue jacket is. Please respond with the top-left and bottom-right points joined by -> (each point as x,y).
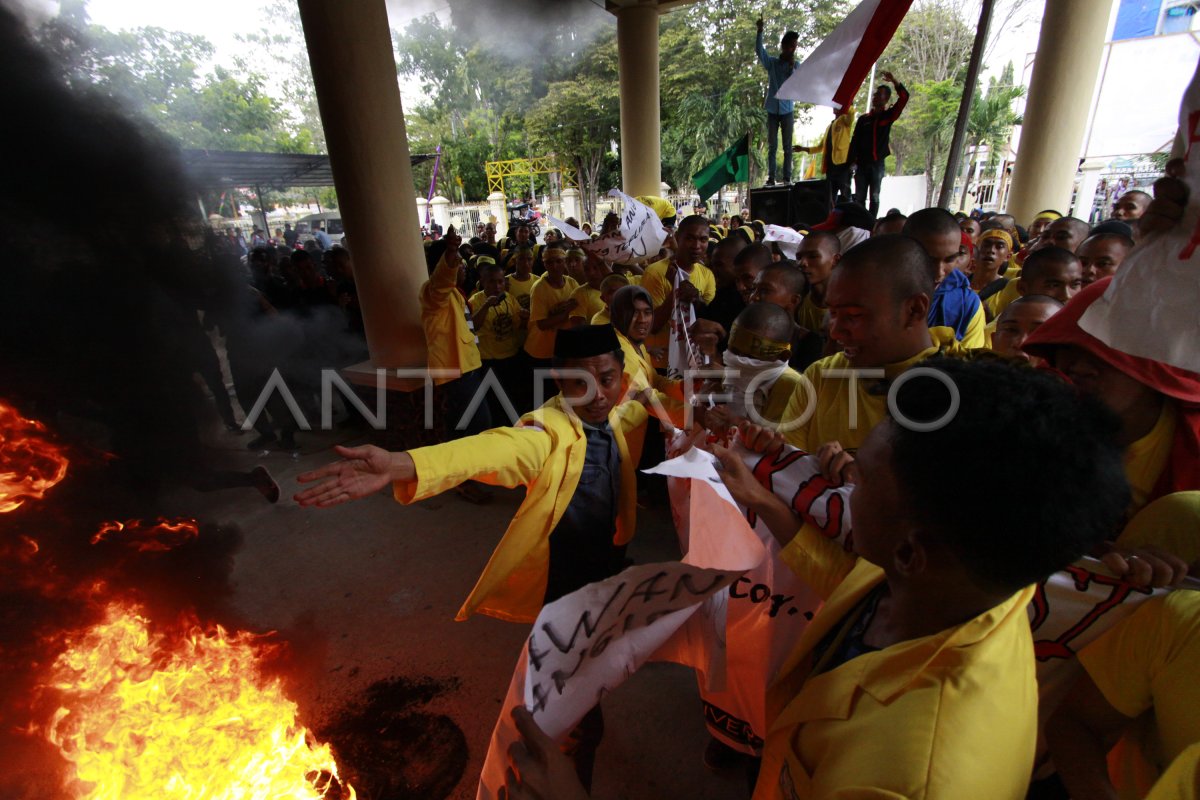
927,269 -> 982,342
757,29 -> 795,116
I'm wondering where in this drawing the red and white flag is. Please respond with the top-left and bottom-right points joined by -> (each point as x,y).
776,0 -> 913,110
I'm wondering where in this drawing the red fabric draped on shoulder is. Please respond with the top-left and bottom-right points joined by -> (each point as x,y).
1024,278 -> 1200,501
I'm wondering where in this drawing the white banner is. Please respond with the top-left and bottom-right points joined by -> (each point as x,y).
544,214 -> 591,243
581,190 -> 669,265
475,476 -> 765,800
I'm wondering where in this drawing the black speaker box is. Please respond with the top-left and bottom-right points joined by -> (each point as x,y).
748,180 -> 832,229
749,184 -> 793,227
790,179 -> 833,229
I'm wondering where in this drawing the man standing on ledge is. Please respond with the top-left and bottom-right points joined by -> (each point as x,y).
756,17 -> 799,186
850,70 -> 908,217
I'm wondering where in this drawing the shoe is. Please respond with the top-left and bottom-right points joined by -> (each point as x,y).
247,432 -> 276,450
251,465 -> 280,504
703,737 -> 745,772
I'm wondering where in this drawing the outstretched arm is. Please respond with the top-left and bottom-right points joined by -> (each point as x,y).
295,444 -> 414,507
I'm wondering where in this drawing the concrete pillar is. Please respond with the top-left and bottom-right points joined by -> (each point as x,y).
1073,158 -> 1107,223
431,195 -> 451,231
416,197 -> 429,227
1005,0 -> 1109,225
561,187 -> 581,221
297,0 -> 426,369
616,2 -> 661,197
488,191 -> 508,237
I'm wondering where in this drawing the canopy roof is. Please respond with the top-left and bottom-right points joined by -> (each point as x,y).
181,149 -> 436,190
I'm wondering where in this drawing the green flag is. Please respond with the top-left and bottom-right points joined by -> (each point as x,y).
692,134 -> 750,202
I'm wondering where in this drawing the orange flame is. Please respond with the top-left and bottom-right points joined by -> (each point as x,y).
43,602 -> 355,799
90,518 -> 200,552
0,401 -> 69,512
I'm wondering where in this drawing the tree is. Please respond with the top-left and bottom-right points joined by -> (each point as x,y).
661,0 -> 850,191
526,77 -> 619,224
32,5 -> 325,215
876,0 -> 975,200
958,64 -> 1024,209
237,0 -> 328,153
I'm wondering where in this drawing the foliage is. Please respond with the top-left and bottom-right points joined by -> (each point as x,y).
393,0 -> 849,207
31,0 -> 325,214
876,0 -> 975,203
526,35 -> 620,223
958,63 -> 1024,209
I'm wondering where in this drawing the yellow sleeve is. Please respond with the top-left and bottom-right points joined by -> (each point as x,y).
420,254 -> 457,311
778,522 -> 858,601
960,303 -> 987,349
1076,593 -> 1184,720
612,399 -> 650,438
1117,490 -> 1200,565
394,425 -> 552,504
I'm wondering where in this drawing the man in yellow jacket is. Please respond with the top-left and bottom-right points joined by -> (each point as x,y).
296,324 -> 650,792
795,106 -> 855,204
420,229 -> 491,447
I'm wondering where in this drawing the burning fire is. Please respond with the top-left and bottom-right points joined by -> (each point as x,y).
0,400 -> 69,512
90,518 -> 201,552
43,602 -> 355,799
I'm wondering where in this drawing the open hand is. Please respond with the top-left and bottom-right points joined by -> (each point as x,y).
294,444 -> 402,507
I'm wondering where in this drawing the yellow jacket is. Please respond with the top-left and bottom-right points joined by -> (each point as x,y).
800,112 -> 855,169
420,253 -> 481,383
616,330 -> 687,429
779,327 -> 967,452
755,525 -> 1038,799
393,395 -> 647,623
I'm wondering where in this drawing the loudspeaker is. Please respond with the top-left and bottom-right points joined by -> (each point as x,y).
748,180 -> 833,229
749,185 -> 793,227
790,179 -> 832,229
